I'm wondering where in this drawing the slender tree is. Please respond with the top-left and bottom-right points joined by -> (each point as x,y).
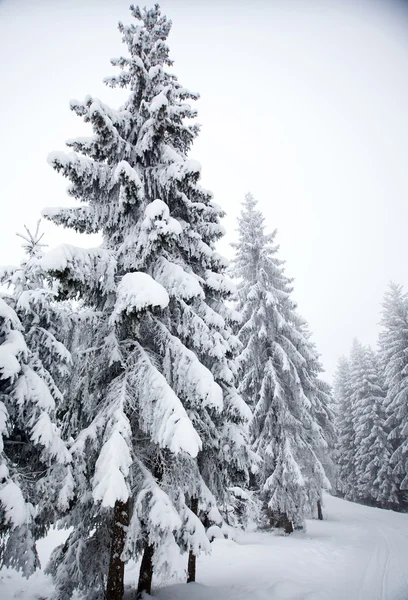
334,338 -> 398,508
232,193 -> 331,532
42,5 -> 250,598
354,347 -> 398,507
379,282 -> 408,506
334,355 -> 353,497
346,338 -> 368,501
0,225 -> 72,577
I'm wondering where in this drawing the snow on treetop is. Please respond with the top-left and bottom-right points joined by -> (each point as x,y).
137,483 -> 182,535
160,146 -> 202,178
40,245 -> 116,293
30,412 -> 71,465
143,199 -> 182,236
148,64 -> 162,79
205,271 -> 236,296
184,159 -> 201,175
162,144 -> 183,164
0,463 -> 8,481
0,403 -> 8,452
14,366 -> 56,412
113,160 -> 142,188
93,425 -> 132,508
69,94 -> 92,109
112,272 -> 169,319
149,89 -> 169,113
0,329 -> 27,381
0,480 -> 30,528
144,198 -> 170,221
0,298 -> 21,329
153,257 -> 204,301
47,150 -> 74,168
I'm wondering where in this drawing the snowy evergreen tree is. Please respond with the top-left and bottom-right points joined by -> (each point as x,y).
41,5 -> 250,599
297,322 -> 336,512
0,225 -> 72,576
232,193 -> 332,533
333,355 -> 353,497
0,223 -> 72,397
334,340 -> 397,508
344,338 -> 367,501
379,282 -> 408,506
354,347 -> 398,507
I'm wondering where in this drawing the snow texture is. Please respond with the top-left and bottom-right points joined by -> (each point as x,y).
3,495 -> 408,600
112,272 -> 169,319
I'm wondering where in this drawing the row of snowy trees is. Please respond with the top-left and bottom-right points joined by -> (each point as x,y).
334,283 -> 408,509
0,5 -> 334,599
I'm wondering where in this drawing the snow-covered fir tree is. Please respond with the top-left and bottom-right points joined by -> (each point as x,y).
379,282 -> 408,506
333,355 -> 353,497
338,339 -> 371,502
41,5 -> 251,599
334,340 -> 397,508
232,193 -> 332,533
0,224 -> 72,577
1,223 -> 72,397
342,338 -> 366,501
354,347 -> 398,507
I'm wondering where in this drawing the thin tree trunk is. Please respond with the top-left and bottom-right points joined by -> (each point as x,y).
137,542 -> 154,598
283,514 -> 293,534
317,499 -> 323,521
106,499 -> 130,600
187,497 -> 199,583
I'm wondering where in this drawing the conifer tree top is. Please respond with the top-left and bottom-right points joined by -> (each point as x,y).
16,221 -> 47,258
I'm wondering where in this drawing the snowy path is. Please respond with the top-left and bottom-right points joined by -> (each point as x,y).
1,494 -> 408,600
155,494 -> 408,600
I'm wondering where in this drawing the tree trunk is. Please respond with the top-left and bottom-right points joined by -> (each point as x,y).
106,499 -> 130,600
317,499 -> 323,521
283,514 -> 293,534
137,542 -> 154,598
187,497 -> 199,583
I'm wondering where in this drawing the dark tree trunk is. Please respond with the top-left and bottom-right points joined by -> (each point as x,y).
283,514 -> 294,534
248,470 -> 257,490
137,542 -> 154,598
187,497 -> 199,583
317,499 -> 323,521
106,499 -> 130,600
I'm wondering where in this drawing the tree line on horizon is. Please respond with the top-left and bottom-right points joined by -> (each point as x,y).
334,283 -> 408,511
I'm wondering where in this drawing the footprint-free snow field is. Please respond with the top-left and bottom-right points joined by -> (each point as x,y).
2,494 -> 408,600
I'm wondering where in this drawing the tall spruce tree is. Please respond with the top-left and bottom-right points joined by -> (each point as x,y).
333,355 -> 353,497
334,340 -> 397,508
41,5 -> 250,599
379,282 -> 408,505
345,338 -> 367,501
354,347 -> 397,507
0,225 -> 72,577
232,193 -> 331,532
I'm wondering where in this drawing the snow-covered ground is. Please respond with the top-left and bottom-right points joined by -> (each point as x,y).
2,494 -> 408,600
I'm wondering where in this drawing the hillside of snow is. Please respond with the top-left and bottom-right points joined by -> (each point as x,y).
2,494 -> 408,600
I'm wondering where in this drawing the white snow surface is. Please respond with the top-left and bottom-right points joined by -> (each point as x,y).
113,160 -> 142,187
112,272 -> 169,318
142,199 -> 182,237
2,494 -> 408,599
153,257 -> 204,301
0,480 -> 29,528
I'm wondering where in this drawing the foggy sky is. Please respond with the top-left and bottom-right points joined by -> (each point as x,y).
1,0 -> 408,381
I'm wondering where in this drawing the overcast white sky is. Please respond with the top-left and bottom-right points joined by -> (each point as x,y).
1,0 -> 408,380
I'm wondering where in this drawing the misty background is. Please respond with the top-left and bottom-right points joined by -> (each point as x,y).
1,0 -> 408,380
